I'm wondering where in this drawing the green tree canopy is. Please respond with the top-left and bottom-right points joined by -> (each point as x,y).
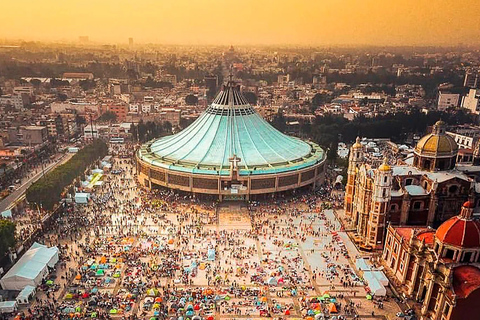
0,220 -> 15,258
98,111 -> 117,122
185,94 -> 198,106
26,139 -> 108,210
243,91 -> 258,105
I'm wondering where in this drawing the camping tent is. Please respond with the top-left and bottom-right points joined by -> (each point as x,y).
207,249 -> 215,261
355,258 -> 371,271
364,272 -> 386,296
1,210 -> 12,218
75,193 -> 90,204
0,301 -> 17,314
16,285 -> 36,304
0,243 -> 59,291
366,270 -> 389,286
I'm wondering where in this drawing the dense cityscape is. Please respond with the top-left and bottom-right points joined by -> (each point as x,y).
1,13 -> 480,320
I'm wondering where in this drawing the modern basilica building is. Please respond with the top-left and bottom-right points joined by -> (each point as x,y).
136,78 -> 326,200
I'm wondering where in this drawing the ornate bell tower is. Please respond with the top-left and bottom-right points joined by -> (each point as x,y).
366,157 -> 392,249
345,137 -> 364,218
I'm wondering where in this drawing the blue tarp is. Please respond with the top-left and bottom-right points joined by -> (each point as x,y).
1,210 -> 12,218
207,249 -> 215,261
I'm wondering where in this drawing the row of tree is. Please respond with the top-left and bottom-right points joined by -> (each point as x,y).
0,219 -> 15,258
271,109 -> 476,163
130,121 -> 173,143
26,139 -> 108,210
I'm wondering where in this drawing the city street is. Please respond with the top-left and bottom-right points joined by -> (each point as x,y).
0,152 -> 74,212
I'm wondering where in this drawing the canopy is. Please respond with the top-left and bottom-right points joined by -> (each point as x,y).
75,193 -> 90,204
1,209 -> 12,218
328,303 -> 337,313
0,301 -> 17,314
365,270 -> 389,286
16,285 -> 36,304
207,248 -> 215,261
267,277 -> 278,285
364,272 -> 386,296
138,80 -> 324,176
0,242 -> 59,291
355,258 -> 371,271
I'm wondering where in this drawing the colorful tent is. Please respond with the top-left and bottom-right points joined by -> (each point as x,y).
328,303 -> 337,313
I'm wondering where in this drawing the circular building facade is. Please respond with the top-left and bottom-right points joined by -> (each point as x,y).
136,79 -> 326,200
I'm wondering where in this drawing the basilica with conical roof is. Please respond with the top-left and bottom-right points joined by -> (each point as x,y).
136,77 -> 325,200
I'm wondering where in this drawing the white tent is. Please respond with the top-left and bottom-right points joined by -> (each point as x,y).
366,270 -> 389,286
1,209 -> 12,218
355,258 -> 371,271
17,285 -> 36,304
75,192 -> 90,204
0,301 -> 17,314
0,243 -> 59,291
364,272 -> 386,296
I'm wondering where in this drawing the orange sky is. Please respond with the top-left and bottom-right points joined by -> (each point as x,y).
1,0 -> 479,46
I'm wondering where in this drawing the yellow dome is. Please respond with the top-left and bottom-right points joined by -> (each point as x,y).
415,133 -> 457,157
378,158 -> 391,171
414,121 -> 457,158
352,137 -> 362,149
378,163 -> 391,171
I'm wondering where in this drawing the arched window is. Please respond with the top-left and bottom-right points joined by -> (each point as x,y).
413,201 -> 422,210
448,185 -> 458,194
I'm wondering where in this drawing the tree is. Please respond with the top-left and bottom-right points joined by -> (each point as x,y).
271,111 -> 286,133
75,114 -> 86,126
130,123 -> 138,142
98,111 -> 117,122
79,79 -> 96,91
50,78 -> 70,88
26,139 -> 108,210
0,220 -> 15,258
312,93 -> 330,106
30,78 -> 41,88
243,92 -> 258,105
137,120 -> 147,142
185,94 -> 198,105
57,93 -> 68,101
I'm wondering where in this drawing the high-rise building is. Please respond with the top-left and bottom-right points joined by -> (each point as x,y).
461,89 -> 480,115
129,38 -> 134,46
437,92 -> 460,111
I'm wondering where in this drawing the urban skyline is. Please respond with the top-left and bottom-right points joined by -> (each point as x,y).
1,0 -> 480,46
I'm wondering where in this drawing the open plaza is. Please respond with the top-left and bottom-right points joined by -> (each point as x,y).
0,142 -> 405,320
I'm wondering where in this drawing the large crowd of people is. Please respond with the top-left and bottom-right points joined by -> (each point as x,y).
1,143 -> 401,320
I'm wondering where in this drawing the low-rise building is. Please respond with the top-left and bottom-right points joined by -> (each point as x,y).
7,126 -> 48,145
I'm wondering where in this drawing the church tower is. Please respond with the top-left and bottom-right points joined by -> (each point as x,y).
345,137 -> 364,218
365,157 -> 392,249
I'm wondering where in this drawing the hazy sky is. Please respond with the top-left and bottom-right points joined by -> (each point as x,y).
1,0 -> 479,46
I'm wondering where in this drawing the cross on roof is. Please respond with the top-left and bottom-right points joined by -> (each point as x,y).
229,154 -> 241,169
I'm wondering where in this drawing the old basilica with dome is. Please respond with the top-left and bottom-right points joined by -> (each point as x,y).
344,120 -> 480,250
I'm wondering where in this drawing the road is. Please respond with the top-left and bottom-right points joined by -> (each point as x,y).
0,152 -> 74,212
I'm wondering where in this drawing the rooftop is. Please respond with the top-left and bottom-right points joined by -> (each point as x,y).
138,78 -> 324,176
